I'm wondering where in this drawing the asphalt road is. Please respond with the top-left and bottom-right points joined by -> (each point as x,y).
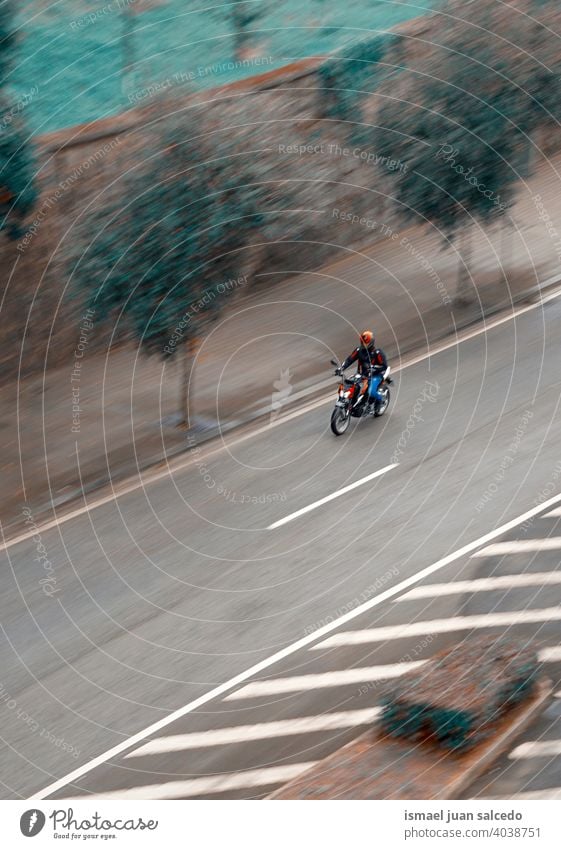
2,289 -> 561,800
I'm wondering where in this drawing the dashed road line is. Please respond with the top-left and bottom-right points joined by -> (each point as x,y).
8,278 -> 561,557
267,465 -> 398,530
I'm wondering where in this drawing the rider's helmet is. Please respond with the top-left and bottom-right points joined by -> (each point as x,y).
360,330 -> 374,350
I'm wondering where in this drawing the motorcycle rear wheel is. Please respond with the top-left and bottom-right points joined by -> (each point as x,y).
331,406 -> 350,436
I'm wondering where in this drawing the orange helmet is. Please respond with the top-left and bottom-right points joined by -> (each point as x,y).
360,330 -> 374,347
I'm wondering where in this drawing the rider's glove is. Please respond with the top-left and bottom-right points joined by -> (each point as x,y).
334,367 -> 342,376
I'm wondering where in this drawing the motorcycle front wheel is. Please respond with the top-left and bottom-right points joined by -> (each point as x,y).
331,406 -> 350,436
374,387 -> 390,417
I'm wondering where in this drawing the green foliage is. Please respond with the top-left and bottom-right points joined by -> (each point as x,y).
318,34 -> 397,143
376,72 -> 519,239
0,0 -> 18,78
433,0 -> 561,137
381,639 -> 538,751
515,1 -> 561,129
373,1 -> 546,240
0,0 -> 36,238
71,115 -> 264,360
0,102 -> 37,237
372,0 -> 561,249
217,1 -> 275,61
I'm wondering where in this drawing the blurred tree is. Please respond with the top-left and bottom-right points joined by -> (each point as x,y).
0,0 -> 18,78
0,118 -> 37,238
216,1 -> 274,61
70,113 -> 265,425
0,0 -> 37,238
318,34 -> 397,146
120,2 -> 137,98
429,0 -> 561,173
120,0 -> 162,101
376,88 -> 518,303
372,0 -> 561,303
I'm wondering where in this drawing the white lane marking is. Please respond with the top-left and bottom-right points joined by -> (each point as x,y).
473,538 -> 561,556
63,763 -> 317,800
545,507 -> 561,518
225,661 -> 425,700
125,708 -> 381,758
267,464 -> 398,530
312,607 -> 561,649
7,278 -> 561,557
398,276 -> 561,373
32,491 -> 561,800
509,740 -> 561,760
396,572 -> 561,601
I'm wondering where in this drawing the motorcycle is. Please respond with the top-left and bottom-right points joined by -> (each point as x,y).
329,359 -> 391,436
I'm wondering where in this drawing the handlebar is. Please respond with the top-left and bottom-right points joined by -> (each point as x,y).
330,361 -> 387,378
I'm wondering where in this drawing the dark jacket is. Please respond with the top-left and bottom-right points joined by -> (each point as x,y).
342,345 -> 388,375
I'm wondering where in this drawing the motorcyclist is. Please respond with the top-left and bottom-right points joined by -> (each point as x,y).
335,330 -> 392,407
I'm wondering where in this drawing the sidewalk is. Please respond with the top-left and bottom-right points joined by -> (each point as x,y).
2,152 -> 560,533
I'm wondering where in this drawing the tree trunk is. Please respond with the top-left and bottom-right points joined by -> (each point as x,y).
522,127 -> 539,179
232,4 -> 259,61
121,8 -> 136,99
179,337 -> 197,427
455,227 -> 473,306
232,8 -> 247,62
499,217 -> 511,288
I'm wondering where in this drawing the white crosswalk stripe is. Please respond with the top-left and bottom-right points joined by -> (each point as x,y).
221,645 -> 557,702
54,515 -> 561,800
509,740 -> 561,760
125,642 -> 561,759
63,763 -> 317,800
538,646 -> 561,662
224,661 -> 425,700
544,508 -> 561,518
396,573 -> 561,601
483,789 -> 561,799
473,538 -> 561,556
125,708 -> 381,758
311,607 -> 561,648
